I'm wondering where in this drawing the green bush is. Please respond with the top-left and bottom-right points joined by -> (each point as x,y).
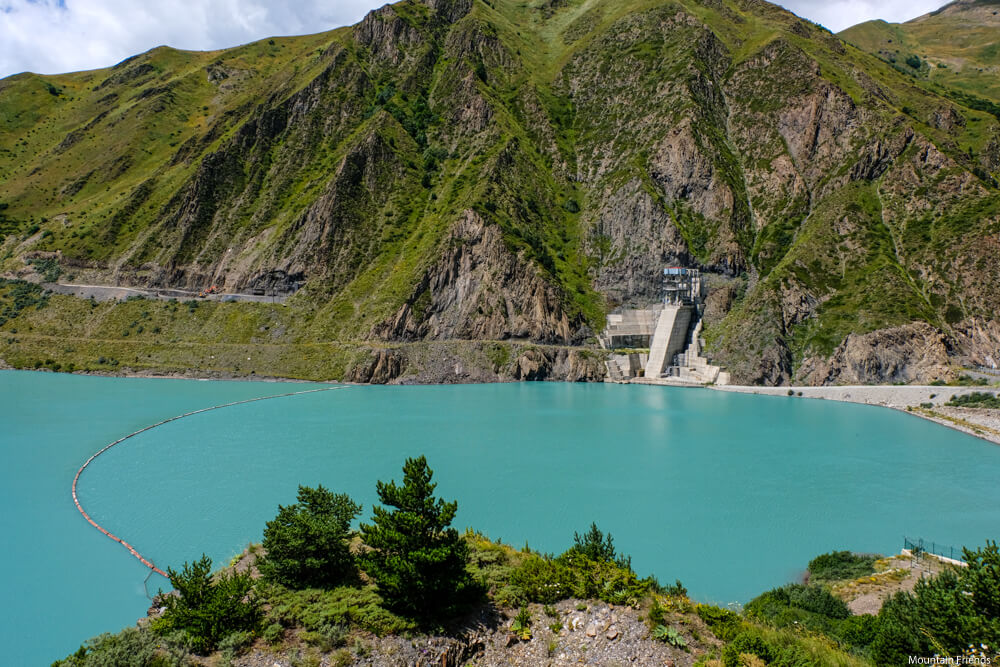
153,555 -> 260,654
483,343 -> 510,371
262,582 -> 415,637
652,624 -> 687,648
218,629 -> 253,657
52,627 -> 167,667
954,375 -> 989,387
506,544 -> 658,607
28,257 -> 62,282
262,622 -> 284,645
664,579 -> 687,597
807,550 -> 877,582
260,485 -> 360,589
871,540 -> 1000,665
744,582 -> 872,651
0,279 -> 50,327
696,604 -> 743,641
722,630 -> 775,667
838,613 -> 878,647
508,554 -> 576,604
770,642 -> 818,667
502,522 -> 663,607
511,607 -> 532,640
359,456 -> 477,620
648,598 -> 666,627
947,392 -> 1000,408
301,623 -> 348,652
787,584 -> 850,619
562,551 -> 657,605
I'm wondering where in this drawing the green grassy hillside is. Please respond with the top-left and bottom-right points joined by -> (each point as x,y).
2,0 -> 999,384
840,0 -> 1000,105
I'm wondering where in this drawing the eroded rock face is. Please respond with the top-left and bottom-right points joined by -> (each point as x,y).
798,322 -> 953,385
354,6 -> 424,66
650,122 -> 734,223
372,210 -> 575,344
346,349 -> 406,384
587,179 -> 692,305
426,0 -> 474,23
952,319 -> 1000,369
343,343 -> 605,385
512,348 -> 549,381
506,348 -> 605,382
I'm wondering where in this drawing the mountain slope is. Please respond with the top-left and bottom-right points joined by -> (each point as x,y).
1,0 -> 999,385
840,0 -> 1000,105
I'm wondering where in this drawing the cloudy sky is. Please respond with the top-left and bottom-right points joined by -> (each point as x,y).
0,0 -> 948,79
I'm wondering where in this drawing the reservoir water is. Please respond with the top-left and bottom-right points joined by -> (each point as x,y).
3,370 -> 1000,664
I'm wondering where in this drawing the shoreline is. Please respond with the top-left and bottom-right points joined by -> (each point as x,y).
712,384 -> 1000,446
5,366 -> 999,444
0,366 -> 335,384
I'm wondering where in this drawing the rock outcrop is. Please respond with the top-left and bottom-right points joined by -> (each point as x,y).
372,211 -> 575,343
346,349 -> 407,384
798,323 -> 954,385
386,343 -> 605,385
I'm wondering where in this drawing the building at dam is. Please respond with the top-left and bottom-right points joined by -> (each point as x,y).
600,268 -> 730,385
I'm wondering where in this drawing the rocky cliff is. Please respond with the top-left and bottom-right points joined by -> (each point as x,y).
1,0 -> 998,385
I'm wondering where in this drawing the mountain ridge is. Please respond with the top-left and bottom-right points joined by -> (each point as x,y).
1,0 -> 998,385
840,0 -> 1000,105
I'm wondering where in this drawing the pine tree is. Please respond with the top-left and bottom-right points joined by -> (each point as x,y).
157,554 -> 259,654
260,485 -> 360,589
359,456 -> 473,619
568,522 -> 632,570
570,523 -> 617,563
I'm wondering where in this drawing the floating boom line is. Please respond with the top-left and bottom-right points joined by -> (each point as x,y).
71,385 -> 349,577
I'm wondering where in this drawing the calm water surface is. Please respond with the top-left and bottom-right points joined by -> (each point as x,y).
3,370 -> 1000,664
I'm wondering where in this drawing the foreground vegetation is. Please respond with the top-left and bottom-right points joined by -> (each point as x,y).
53,456 -> 1000,666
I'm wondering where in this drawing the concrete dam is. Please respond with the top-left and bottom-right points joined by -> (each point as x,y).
599,268 -> 730,385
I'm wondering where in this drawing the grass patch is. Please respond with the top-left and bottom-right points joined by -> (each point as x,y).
261,581 -> 416,638
946,391 -> 1000,408
0,279 -> 50,327
808,551 -> 878,583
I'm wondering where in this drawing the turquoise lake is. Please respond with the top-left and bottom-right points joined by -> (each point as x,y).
3,370 -> 1000,664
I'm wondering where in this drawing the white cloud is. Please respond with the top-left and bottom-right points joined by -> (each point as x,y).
0,0 -> 952,79
0,0 -> 383,78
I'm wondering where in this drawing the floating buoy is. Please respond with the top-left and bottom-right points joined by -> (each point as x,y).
72,384 -> 347,579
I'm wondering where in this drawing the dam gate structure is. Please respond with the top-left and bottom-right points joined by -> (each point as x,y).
599,267 -> 729,385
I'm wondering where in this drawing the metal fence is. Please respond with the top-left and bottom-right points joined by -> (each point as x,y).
904,537 -> 965,562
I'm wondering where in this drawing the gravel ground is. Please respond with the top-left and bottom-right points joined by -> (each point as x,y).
841,554 -> 950,616
713,385 -> 1000,445
230,600 -> 717,667
935,407 -> 1000,435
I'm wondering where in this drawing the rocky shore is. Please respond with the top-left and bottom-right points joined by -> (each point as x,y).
712,384 -> 1000,445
